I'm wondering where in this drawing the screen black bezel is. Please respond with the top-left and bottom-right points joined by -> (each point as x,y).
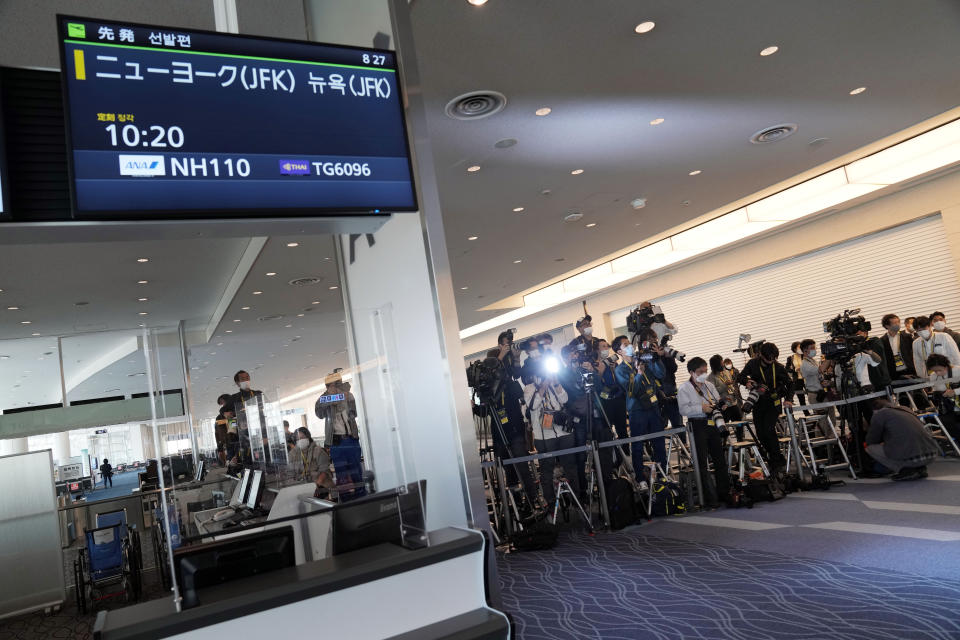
56,14 -> 417,220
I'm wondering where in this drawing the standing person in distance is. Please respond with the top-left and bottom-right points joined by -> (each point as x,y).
214,393 -> 233,466
567,314 -> 601,361
799,340 -> 837,435
597,338 -> 629,455
678,357 -> 730,508
101,458 -> 113,489
524,367 -> 572,506
289,427 -> 334,499
785,342 -> 809,412
613,335 -> 667,483
495,330 -> 523,380
903,317 -> 917,336
315,371 -> 367,501
879,314 -> 916,382
738,342 -> 792,472
707,355 -> 743,422
930,311 -> 960,348
912,315 -> 960,374
640,328 -> 685,434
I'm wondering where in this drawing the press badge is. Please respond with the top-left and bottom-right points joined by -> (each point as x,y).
600,390 -> 611,400
497,407 -> 509,425
542,412 -> 554,429
770,392 -> 781,407
894,354 -> 906,370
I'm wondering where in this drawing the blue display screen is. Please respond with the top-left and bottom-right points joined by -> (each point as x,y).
57,15 -> 416,219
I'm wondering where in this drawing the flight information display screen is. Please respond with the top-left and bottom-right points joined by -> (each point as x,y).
57,16 -> 417,218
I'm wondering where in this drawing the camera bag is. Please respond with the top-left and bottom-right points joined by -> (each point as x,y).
745,477 -> 785,502
511,519 -> 559,552
650,480 -> 687,517
605,478 -> 638,529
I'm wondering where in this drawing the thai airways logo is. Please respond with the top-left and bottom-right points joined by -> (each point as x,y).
119,155 -> 165,177
279,159 -> 310,175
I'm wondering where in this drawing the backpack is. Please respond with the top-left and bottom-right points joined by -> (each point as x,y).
650,480 -> 686,517
606,478 -> 638,530
511,520 -> 558,551
727,476 -> 755,509
745,477 -> 785,502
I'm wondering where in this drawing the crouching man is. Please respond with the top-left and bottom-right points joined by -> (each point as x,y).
864,397 -> 939,481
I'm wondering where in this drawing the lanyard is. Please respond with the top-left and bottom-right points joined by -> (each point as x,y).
692,380 -> 715,403
759,364 -> 775,388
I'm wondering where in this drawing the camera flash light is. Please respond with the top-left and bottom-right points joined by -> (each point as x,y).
544,356 -> 560,374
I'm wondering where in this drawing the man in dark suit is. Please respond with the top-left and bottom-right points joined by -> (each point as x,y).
879,314 -> 916,381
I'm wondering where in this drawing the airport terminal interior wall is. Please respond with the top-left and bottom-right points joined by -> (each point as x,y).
462,167 -> 960,357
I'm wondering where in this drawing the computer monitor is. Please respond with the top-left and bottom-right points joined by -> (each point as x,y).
194,459 -> 206,483
228,470 -> 250,508
332,480 -> 427,556
245,470 -> 264,510
174,526 -> 295,609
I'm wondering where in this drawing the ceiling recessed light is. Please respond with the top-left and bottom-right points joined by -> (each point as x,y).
513,259 -> 523,264
241,306 -> 250,310
467,165 -> 481,173
136,258 -> 149,263
535,107 -> 551,116
20,320 -> 31,324
216,342 -> 223,346
266,272 -> 277,276
760,45 -> 779,56
284,324 -> 292,328
7,306 -> 19,310
513,207 -> 525,212
650,118 -> 664,126
468,236 -> 478,241
137,280 -> 148,285
286,242 -> 299,248
634,21 -> 655,34
570,169 -> 584,175
585,223 -> 597,228
312,300 -> 320,305
138,297 -> 148,302
225,330 -> 233,333
329,285 -> 339,290
850,86 -> 867,95
252,291 -> 262,295
688,169 -> 702,176
297,313 -> 305,317
210,352 -> 217,356
31,333 -> 40,337
138,312 -> 148,316
467,0 -> 488,5
460,286 -> 469,290
233,319 -> 241,323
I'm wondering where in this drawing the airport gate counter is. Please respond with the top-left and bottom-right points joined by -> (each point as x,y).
93,493 -> 507,639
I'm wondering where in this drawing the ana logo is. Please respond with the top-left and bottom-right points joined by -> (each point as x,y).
119,155 -> 166,177
279,159 -> 310,175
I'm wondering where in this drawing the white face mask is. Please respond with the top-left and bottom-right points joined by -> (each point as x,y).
724,364 -> 733,370
239,380 -> 251,391
296,438 -> 310,450
807,350 -> 817,358
600,349 -> 611,359
582,327 -> 593,337
622,345 -> 635,358
919,329 -> 932,340
795,348 -> 802,355
934,321 -> 947,331
888,325 -> 900,333
696,372 -> 709,383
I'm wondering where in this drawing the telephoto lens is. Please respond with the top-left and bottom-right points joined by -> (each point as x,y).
663,347 -> 686,362
742,389 -> 760,414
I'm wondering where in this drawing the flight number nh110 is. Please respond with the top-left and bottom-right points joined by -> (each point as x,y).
171,157 -> 250,177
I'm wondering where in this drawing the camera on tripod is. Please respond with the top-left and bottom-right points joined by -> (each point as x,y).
570,343 -> 597,391
626,303 -> 666,335
820,309 -> 871,364
466,357 -> 505,403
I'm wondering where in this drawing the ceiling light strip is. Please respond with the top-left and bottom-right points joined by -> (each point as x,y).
460,117 -> 960,340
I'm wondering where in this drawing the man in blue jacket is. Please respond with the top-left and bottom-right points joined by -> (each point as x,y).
614,335 -> 667,482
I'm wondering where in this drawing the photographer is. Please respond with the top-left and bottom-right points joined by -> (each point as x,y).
639,328 -> 685,433
567,315 -> 601,363
519,337 -> 543,386
484,355 -> 536,502
785,342 -> 809,410
597,338 -> 629,451
524,369 -> 572,505
799,339 -> 837,435
865,397 -> 938,481
679,357 -> 730,508
931,311 -> 960,348
707,354 -> 743,422
738,342 -> 791,471
913,315 -> 960,372
613,335 -> 667,482
925,353 -> 960,441
880,314 -> 916,381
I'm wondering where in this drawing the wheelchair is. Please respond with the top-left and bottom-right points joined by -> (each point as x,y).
73,509 -> 142,612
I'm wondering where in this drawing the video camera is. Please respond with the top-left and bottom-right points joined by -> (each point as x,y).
626,303 -> 686,362
466,357 -> 505,403
820,309 -> 871,364
626,303 -> 666,336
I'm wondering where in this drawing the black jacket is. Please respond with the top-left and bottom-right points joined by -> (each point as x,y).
738,357 -> 791,408
880,331 -> 916,379
864,336 -> 892,388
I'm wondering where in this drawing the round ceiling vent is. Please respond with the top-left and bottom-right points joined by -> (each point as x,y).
445,91 -> 507,121
258,314 -> 284,322
288,276 -> 322,287
750,123 -> 798,144
564,212 -> 584,222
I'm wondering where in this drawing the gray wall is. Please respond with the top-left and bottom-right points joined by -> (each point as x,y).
236,0 -> 309,39
0,0 -> 215,70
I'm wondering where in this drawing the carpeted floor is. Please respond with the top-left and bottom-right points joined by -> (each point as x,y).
498,458 -> 960,639
79,470 -> 141,503
499,528 -> 960,640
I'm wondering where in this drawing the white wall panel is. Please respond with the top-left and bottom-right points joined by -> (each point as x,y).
609,215 -> 960,373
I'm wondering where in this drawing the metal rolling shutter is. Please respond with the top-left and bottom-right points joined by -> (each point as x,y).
612,215 -> 960,371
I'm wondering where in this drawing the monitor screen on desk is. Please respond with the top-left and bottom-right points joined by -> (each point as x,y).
174,526 -> 295,609
245,469 -> 263,510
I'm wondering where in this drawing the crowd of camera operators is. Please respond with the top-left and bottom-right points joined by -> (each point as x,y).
469,302 -> 960,516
